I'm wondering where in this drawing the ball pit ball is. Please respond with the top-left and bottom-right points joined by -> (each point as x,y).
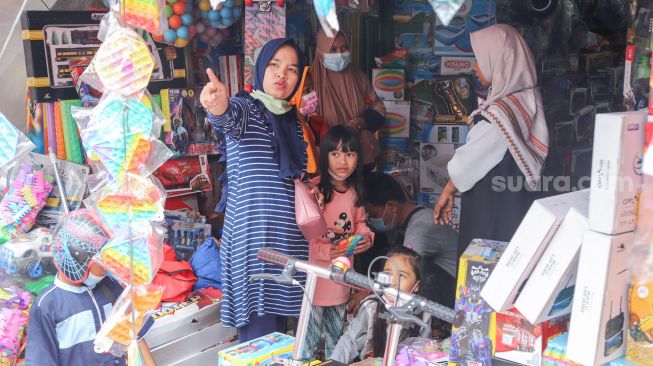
188,24 -> 196,36
208,9 -> 220,21
152,33 -> 165,42
210,20 -> 221,28
232,7 -> 242,18
168,14 -> 182,29
195,22 -> 206,33
201,10 -> 209,19
165,4 -> 173,17
172,1 -> 186,15
181,13 -> 194,25
177,26 -> 190,39
164,29 -> 178,42
220,7 -> 232,18
224,0 -> 235,6
199,0 -> 211,12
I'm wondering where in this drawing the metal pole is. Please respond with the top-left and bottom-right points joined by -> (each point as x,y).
292,271 -> 318,362
383,322 -> 403,366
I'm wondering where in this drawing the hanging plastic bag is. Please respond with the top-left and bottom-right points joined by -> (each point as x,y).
0,113 -> 35,172
313,0 -> 339,38
429,0 -> 465,26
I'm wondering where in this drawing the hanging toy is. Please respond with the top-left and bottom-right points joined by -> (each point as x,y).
0,114 -> 35,171
428,0 -> 466,26
120,0 -> 168,35
313,0 -> 339,38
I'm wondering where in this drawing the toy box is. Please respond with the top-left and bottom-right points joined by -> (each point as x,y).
153,155 -> 212,197
422,124 -> 468,144
590,111 -> 645,235
433,0 -> 496,56
419,142 -> 458,194
161,88 -> 222,157
515,205 -> 590,324
167,221 -> 212,261
449,238 -> 508,366
373,69 -> 406,101
627,279 -> 653,365
566,230 -> 632,365
21,11 -> 186,103
379,137 -> 410,167
164,195 -> 200,212
409,98 -> 435,141
440,56 -> 476,75
381,101 -> 411,138
392,0 -> 436,71
218,55 -> 244,98
432,76 -> 473,124
217,332 -> 295,366
481,189 -> 590,313
494,311 -> 570,366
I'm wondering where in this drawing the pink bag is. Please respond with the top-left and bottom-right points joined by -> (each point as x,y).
294,179 -> 327,240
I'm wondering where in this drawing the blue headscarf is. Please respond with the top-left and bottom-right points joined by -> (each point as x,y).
251,38 -> 306,179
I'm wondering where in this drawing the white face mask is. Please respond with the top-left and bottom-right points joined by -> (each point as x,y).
328,168 -> 353,182
83,272 -> 106,288
323,52 -> 352,72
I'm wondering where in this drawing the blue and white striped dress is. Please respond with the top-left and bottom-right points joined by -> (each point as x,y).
208,97 -> 308,328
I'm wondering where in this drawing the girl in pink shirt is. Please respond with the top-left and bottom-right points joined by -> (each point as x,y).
302,125 -> 374,360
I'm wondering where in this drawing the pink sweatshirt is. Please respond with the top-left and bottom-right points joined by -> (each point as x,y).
309,187 -> 374,307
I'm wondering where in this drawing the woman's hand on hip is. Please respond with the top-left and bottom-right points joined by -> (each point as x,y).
200,68 -> 229,116
434,180 -> 456,225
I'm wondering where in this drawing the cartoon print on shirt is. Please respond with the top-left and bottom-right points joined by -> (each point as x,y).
325,212 -> 352,242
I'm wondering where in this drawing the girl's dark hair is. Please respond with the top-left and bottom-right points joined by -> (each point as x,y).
318,125 -> 364,206
371,246 -> 424,357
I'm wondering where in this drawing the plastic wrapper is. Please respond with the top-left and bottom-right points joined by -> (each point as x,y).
0,114 -> 35,173
74,93 -> 172,182
395,337 -> 450,366
0,286 -> 31,366
94,284 -> 163,357
80,27 -> 155,98
0,227 -> 55,282
0,164 -> 54,244
115,0 -> 169,36
429,0 -> 465,26
95,223 -> 165,287
313,0 -> 339,38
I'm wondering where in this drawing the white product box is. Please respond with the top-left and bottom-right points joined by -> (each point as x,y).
590,110 -> 645,234
419,142 -> 457,194
480,189 -> 590,312
381,100 -> 411,138
514,205 -> 590,324
372,68 -> 405,101
567,230 -> 632,365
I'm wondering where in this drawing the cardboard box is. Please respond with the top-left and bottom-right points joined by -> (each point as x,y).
152,155 -> 212,197
432,76 -> 474,124
218,332 -> 295,366
566,231 -> 632,365
433,0 -> 497,56
481,189 -> 590,312
409,98 -> 435,141
449,239 -> 508,366
419,142 -> 457,194
494,311 -> 570,366
21,11 -> 186,103
379,137 -> 409,167
515,206 -> 590,324
167,221 -> 212,261
392,0 -> 436,77
589,111 -> 645,235
372,68 -> 406,101
381,101 -> 411,138
422,124 -> 468,144
627,279 -> 653,365
161,88 -> 222,157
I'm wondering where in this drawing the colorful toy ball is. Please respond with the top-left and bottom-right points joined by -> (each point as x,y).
172,1 -> 186,15
164,28 -> 178,42
199,0 -> 211,11
51,209 -> 111,283
168,14 -> 182,29
177,26 -> 190,39
181,13 -> 194,25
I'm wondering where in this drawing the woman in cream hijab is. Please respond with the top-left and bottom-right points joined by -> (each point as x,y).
435,24 -> 549,256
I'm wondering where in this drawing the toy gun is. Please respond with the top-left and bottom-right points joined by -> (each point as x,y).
333,235 -> 362,257
434,80 -> 466,121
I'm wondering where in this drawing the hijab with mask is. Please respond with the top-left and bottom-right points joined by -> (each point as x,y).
311,29 -> 381,165
469,24 -> 549,189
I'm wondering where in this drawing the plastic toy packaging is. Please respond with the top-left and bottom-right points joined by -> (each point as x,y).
0,114 -> 35,172
74,93 -> 172,182
80,27 -> 155,98
313,0 -> 339,38
0,286 -> 31,366
0,227 -> 54,281
0,164 -> 54,244
395,337 -> 450,366
109,0 -> 169,36
95,223 -> 166,287
94,284 -> 163,357
429,0 -> 466,26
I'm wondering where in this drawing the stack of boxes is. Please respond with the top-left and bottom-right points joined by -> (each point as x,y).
450,110 -> 645,365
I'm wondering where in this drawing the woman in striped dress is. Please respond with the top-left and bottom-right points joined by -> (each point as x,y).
200,38 -> 308,341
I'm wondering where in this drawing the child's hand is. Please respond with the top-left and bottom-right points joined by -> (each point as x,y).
329,244 -> 348,260
200,68 -> 229,116
353,233 -> 372,255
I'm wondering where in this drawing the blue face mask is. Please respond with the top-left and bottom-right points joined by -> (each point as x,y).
83,272 -> 105,288
368,204 -> 396,232
323,52 -> 352,72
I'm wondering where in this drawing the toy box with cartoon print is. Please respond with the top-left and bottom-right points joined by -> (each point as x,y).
433,0 -> 497,57
153,155 -> 212,197
449,239 -> 508,366
161,88 -> 222,157
218,332 -> 294,366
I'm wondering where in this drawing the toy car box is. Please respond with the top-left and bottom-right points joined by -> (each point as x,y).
589,110 -> 645,235
217,332 -> 295,366
566,231 -> 632,365
515,205 -> 590,324
449,239 -> 508,366
152,155 -> 212,197
481,189 -> 590,313
21,11 -> 186,103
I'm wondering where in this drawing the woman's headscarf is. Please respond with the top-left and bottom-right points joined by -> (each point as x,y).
470,24 -> 549,189
311,30 -> 372,126
251,38 -> 306,178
